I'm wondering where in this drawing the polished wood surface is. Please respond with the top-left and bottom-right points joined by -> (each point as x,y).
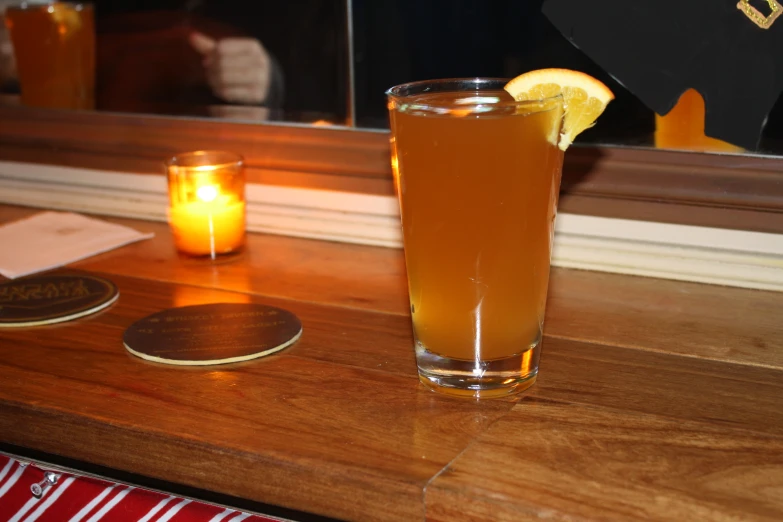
3,205 -> 780,370
0,272 -> 514,522
1,203 -> 783,521
0,103 -> 394,195
3,103 -> 783,232
427,398 -> 783,521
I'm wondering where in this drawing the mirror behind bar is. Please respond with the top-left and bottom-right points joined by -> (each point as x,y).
2,0 -> 783,156
0,0 -> 350,126
352,0 -> 783,156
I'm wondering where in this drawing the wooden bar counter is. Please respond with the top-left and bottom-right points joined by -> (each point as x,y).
1,204 -> 782,521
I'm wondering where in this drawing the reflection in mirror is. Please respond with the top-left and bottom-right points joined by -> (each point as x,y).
3,2 -> 95,110
3,1 -> 783,158
352,0 -> 783,156
0,0 -> 349,126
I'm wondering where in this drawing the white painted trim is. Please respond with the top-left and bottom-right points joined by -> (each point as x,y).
1,161 -> 782,291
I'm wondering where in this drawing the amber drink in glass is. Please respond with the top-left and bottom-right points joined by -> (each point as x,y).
4,2 -> 95,109
387,78 -> 564,398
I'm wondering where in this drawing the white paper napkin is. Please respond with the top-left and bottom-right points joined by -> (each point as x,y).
0,211 -> 154,279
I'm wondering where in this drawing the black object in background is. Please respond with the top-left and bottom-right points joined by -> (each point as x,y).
352,0 -> 653,144
543,0 -> 783,150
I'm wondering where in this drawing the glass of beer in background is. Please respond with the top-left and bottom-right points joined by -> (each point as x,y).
387,78 -> 564,399
4,2 -> 95,109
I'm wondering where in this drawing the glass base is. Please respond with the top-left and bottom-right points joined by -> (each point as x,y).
415,341 -> 540,399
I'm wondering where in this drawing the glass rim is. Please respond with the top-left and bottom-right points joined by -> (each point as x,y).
385,77 -> 563,109
166,150 -> 244,171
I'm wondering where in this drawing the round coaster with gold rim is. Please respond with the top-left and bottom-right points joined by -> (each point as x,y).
123,302 -> 303,366
0,272 -> 119,327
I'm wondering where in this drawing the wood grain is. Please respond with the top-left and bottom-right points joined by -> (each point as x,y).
0,205 -> 412,315
2,272 -> 783,521
3,103 -> 783,231
535,336 -> 783,436
2,204 -> 783,371
0,104 -> 391,185
0,273 -> 513,522
2,204 -> 783,520
0,144 -> 394,195
561,146 -> 783,215
545,268 -> 783,370
560,192 -> 783,235
426,398 -> 783,521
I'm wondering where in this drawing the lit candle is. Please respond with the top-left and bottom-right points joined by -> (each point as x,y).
166,151 -> 246,258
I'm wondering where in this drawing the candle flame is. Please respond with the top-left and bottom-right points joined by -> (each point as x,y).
196,185 -> 219,203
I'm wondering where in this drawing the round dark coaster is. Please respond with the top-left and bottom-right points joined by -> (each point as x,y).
123,303 -> 302,366
0,273 -> 119,328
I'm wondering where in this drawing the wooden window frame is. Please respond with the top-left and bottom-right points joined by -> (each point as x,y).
1,103 -> 782,235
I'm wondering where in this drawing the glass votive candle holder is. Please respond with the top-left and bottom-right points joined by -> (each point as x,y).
166,150 -> 246,259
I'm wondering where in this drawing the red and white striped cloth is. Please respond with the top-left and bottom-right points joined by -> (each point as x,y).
0,454 -> 285,522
